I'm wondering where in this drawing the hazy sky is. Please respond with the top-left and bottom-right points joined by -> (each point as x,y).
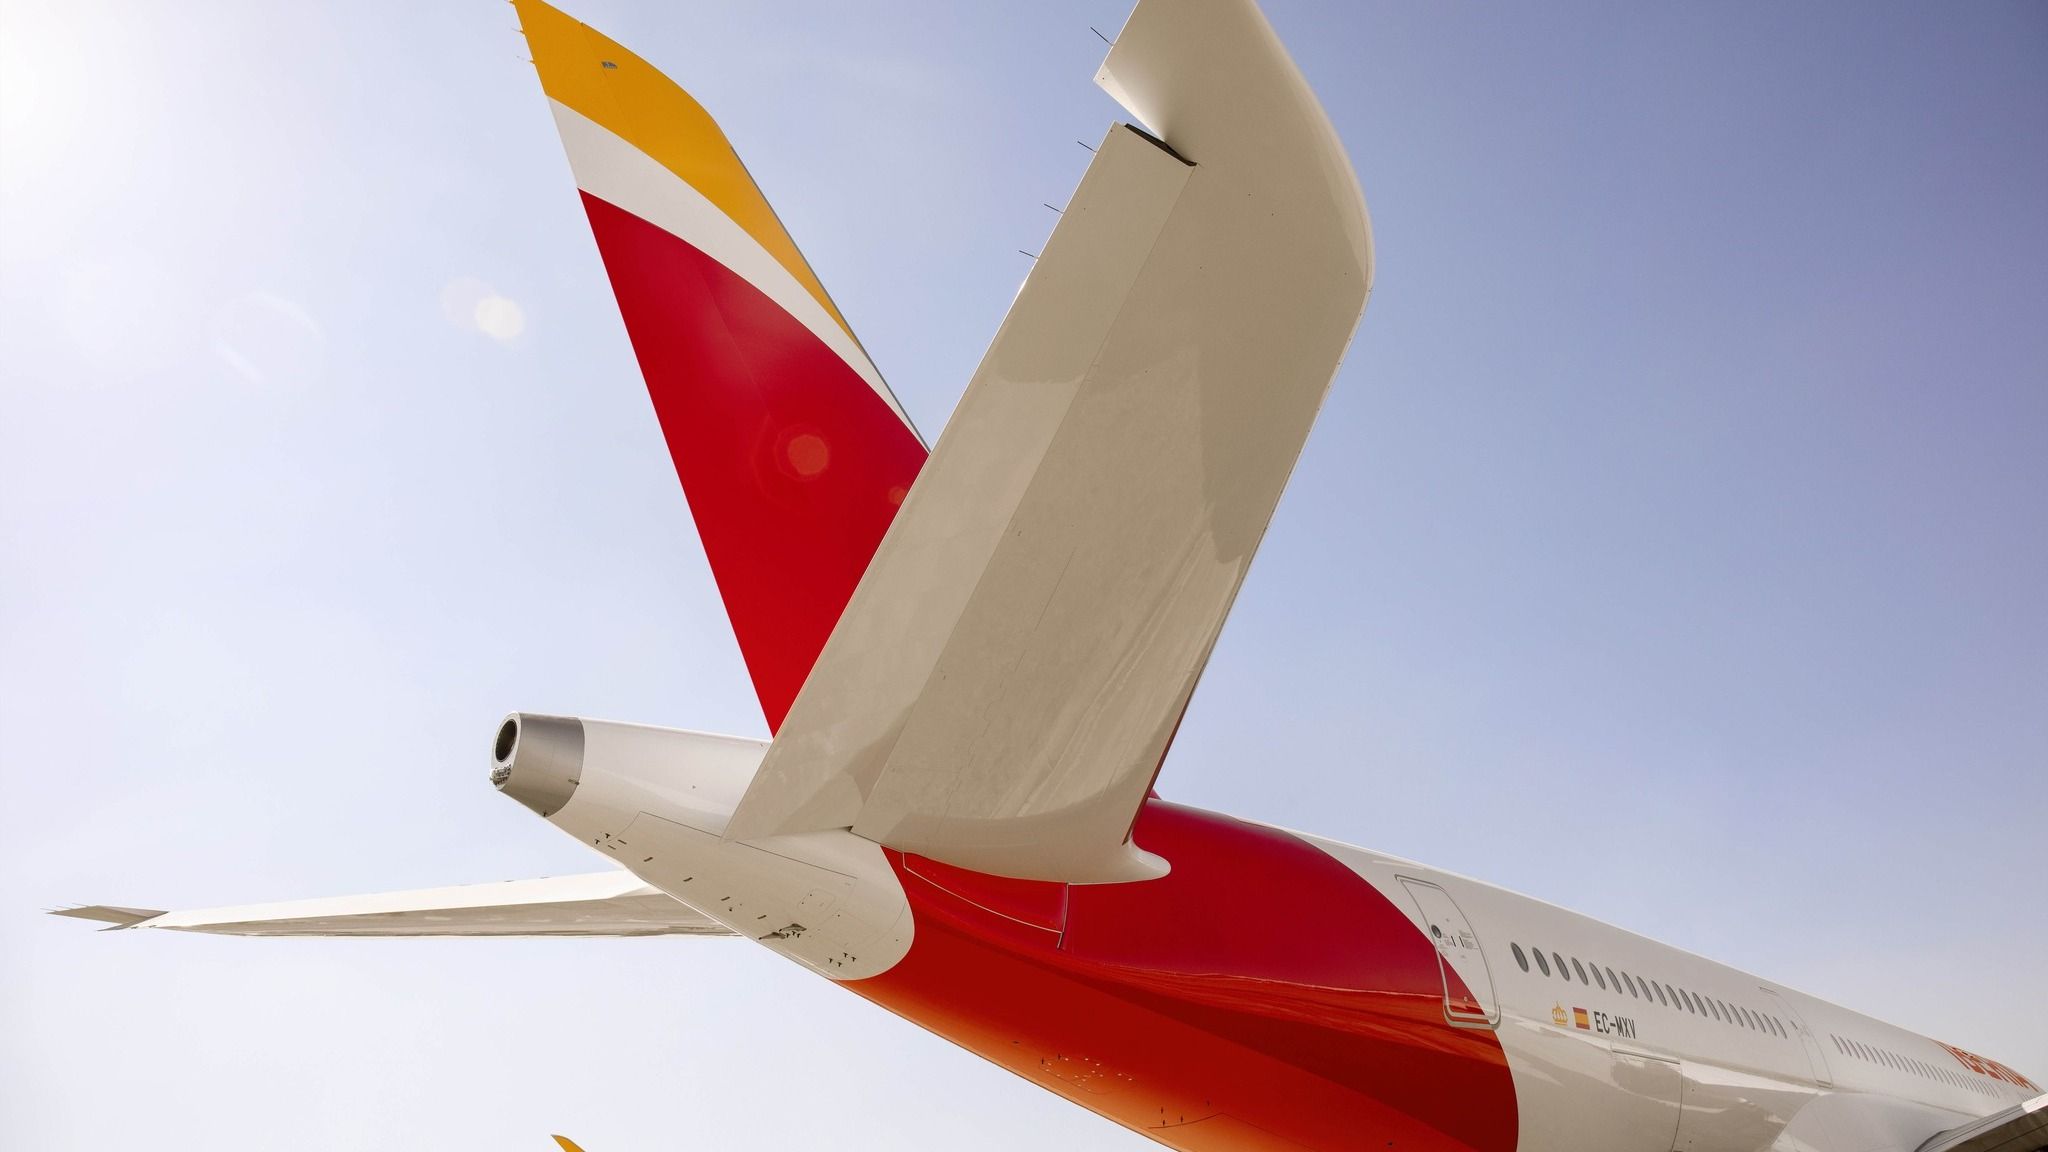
3,1 -> 2044,1149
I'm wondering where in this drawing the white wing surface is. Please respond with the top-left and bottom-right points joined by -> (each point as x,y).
1915,1094 -> 2048,1152
52,871 -> 734,938
725,0 -> 1373,883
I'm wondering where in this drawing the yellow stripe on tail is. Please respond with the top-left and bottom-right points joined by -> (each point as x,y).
513,0 -> 856,341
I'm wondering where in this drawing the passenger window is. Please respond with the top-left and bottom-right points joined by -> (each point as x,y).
1709,999 -> 1724,1023
1512,943 -> 1529,972
1555,953 -> 1572,981
1590,964 -> 1607,991
1534,948 -> 1552,977
1571,957 -> 1589,984
1658,983 -> 1674,1008
1621,971 -> 1640,998
1605,966 -> 1621,993
1681,990 -> 1697,1014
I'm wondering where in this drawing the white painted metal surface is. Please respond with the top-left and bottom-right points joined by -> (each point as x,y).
1917,1094 -> 2048,1152
727,0 -> 1374,885
1308,831 -> 2034,1151
53,871 -> 734,937
513,717 -> 914,980
1399,875 -> 1501,1026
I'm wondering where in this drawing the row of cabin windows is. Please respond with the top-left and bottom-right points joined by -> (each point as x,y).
1831,1034 -> 1998,1097
1509,941 -> 1788,1040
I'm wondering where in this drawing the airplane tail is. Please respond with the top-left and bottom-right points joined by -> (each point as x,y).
515,1 -> 928,731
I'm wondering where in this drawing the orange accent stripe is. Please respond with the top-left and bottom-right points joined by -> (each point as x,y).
514,0 -> 856,342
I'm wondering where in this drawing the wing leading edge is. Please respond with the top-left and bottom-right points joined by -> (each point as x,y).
725,0 -> 1373,883
1915,1094 -> 2048,1152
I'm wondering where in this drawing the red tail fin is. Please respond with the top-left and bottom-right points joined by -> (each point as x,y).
518,1 -> 927,729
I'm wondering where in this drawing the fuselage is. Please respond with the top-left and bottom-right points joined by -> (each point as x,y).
842,798 -> 2036,1152
479,6 -> 2038,1147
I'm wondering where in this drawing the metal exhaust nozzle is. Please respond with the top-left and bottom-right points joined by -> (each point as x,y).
489,713 -> 584,819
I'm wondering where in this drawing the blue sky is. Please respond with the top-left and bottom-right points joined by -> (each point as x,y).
3,1 -> 2044,1148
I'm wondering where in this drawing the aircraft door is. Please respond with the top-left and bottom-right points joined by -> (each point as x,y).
1762,988 -> 1833,1087
1397,877 -> 1499,1027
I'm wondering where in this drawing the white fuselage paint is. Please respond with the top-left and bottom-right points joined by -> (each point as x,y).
520,718 -> 2033,1151
1303,833 -> 2033,1152
543,719 -> 914,980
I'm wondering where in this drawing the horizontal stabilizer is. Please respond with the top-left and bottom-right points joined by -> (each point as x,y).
50,871 -> 735,938
51,905 -> 164,929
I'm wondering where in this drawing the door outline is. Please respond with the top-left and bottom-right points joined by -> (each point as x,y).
1397,876 -> 1500,1028
1611,1044 -> 1684,1152
1761,987 -> 1833,1087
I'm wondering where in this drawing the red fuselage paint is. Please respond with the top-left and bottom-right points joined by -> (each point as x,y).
580,192 -> 1517,1150
578,192 -> 926,731
851,800 -> 1519,1151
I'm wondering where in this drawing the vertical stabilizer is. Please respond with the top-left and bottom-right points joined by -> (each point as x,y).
515,1 -> 928,730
